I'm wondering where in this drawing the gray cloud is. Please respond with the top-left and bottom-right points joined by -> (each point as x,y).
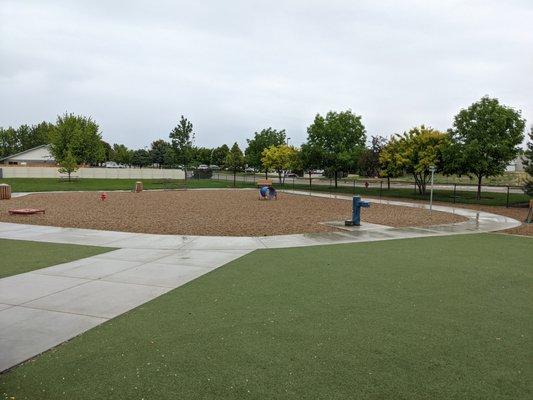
1,0 -> 532,148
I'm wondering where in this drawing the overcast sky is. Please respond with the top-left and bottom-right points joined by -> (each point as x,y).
1,0 -> 532,149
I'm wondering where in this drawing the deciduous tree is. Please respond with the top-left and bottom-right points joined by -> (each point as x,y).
58,150 -> 78,182
446,96 -> 525,200
379,136 -> 403,189
305,110 -> 366,187
225,142 -> 245,186
131,149 -> 151,168
169,115 -> 194,169
358,135 -> 387,177
245,128 -> 286,176
50,113 -> 104,167
211,144 -> 229,167
261,144 -> 299,184
383,126 -> 448,195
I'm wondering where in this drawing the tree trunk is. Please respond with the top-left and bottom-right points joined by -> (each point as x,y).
387,176 -> 390,190
265,170 -> 268,179
233,170 -> 236,187
334,170 -> 338,188
278,171 -> 282,185
68,171 -> 71,182
476,174 -> 482,200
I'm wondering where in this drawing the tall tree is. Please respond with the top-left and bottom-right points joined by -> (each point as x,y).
446,96 -> 525,200
524,126 -> 533,196
225,142 -> 245,186
384,126 -> 448,195
112,144 -> 132,166
191,147 -> 212,166
0,127 -> 19,158
131,149 -> 151,168
261,144 -> 299,184
245,128 -> 286,177
58,150 -> 78,182
358,135 -> 387,177
150,140 -> 172,168
50,113 -> 104,166
169,115 -> 195,169
379,136 -> 404,189
101,141 -> 113,162
28,122 -> 54,148
211,144 -> 230,167
305,110 -> 366,187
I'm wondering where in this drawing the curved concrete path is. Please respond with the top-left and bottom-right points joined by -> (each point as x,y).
0,190 -> 521,372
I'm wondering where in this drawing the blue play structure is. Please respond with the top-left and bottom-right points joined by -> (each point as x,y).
259,185 -> 277,200
345,195 -> 370,226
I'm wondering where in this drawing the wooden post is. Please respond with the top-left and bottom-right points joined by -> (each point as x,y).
134,181 -> 143,193
0,183 -> 11,200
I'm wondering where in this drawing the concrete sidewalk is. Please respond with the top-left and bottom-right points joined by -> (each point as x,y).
0,248 -> 250,371
0,191 -> 522,372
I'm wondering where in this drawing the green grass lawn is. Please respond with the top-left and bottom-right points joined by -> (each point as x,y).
0,177 -> 255,193
1,234 -> 531,399
0,239 -> 113,278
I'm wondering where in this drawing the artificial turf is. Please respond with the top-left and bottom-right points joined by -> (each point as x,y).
0,238 -> 113,278
1,233 -> 531,399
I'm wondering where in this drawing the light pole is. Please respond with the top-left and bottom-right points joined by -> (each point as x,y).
286,137 -> 291,146
429,165 -> 436,214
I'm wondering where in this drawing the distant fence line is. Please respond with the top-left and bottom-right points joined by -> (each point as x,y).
208,172 -> 529,208
0,166 -> 185,180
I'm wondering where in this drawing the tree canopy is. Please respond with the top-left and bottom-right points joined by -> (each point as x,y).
58,150 -> 78,181
225,142 -> 245,186
382,126 -> 448,194
169,115 -> 195,167
358,135 -> 387,177
305,110 -> 366,187
245,128 -> 286,170
0,122 -> 53,158
211,144 -> 230,167
261,144 -> 299,183
445,96 -> 525,199
49,113 -> 104,166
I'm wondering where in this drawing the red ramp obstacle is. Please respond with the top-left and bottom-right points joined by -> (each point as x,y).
8,208 -> 46,215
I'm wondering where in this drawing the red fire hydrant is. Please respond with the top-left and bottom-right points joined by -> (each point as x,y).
100,192 -> 107,201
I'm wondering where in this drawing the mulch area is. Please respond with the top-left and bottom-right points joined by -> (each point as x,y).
0,190 -> 467,236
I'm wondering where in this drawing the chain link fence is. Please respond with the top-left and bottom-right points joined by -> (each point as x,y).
208,172 -> 530,208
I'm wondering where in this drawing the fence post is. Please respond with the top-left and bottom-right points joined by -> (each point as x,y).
506,186 -> 510,208
453,184 -> 456,204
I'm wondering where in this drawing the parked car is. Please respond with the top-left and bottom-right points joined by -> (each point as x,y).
209,164 -> 220,170
105,161 -> 119,168
244,167 -> 256,173
285,172 -> 298,178
197,164 -> 209,170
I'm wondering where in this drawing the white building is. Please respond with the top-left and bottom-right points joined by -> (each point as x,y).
506,156 -> 526,172
0,145 -> 56,166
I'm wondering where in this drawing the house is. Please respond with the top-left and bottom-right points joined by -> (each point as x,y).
0,144 -> 56,166
506,156 -> 526,172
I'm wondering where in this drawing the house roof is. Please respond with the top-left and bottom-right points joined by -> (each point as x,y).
0,144 -> 52,162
